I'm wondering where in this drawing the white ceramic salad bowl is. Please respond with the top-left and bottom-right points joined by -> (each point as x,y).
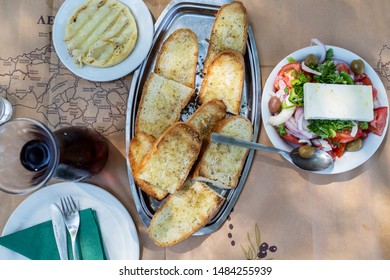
261,44 -> 389,174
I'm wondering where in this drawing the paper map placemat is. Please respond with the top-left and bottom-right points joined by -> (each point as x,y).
0,1 -> 131,142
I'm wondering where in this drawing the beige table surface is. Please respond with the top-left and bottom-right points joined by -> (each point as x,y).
1,0 -> 390,260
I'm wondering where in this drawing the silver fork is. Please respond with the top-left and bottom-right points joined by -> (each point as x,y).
60,196 -> 80,260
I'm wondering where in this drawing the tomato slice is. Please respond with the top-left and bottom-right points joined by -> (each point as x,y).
333,143 -> 346,158
369,107 -> 388,136
281,133 -> 302,145
335,63 -> 350,74
327,150 -> 337,160
274,62 -> 301,90
326,145 -> 345,159
354,74 -> 378,100
330,128 -> 363,144
324,140 -> 346,158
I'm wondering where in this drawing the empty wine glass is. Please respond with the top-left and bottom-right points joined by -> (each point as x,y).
0,118 -> 109,194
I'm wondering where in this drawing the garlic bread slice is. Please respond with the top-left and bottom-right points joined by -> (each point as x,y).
148,181 -> 225,246
193,115 -> 253,189
186,99 -> 226,140
134,123 -> 202,200
155,28 -> 198,88
198,51 -> 244,115
135,73 -> 194,139
203,1 -> 247,73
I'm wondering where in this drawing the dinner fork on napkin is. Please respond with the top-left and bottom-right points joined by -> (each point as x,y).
0,208 -> 106,260
60,196 -> 80,260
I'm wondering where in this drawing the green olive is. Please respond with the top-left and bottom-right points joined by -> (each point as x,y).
268,96 -> 282,114
305,54 -> 319,67
346,138 -> 363,151
298,145 -> 315,159
350,59 -> 365,75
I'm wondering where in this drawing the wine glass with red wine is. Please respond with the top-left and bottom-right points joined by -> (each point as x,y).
0,118 -> 108,194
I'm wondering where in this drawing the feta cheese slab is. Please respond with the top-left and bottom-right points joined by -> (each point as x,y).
304,83 -> 374,121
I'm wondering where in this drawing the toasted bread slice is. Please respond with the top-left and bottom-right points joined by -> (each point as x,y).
186,99 -> 226,140
155,29 -> 198,88
132,131 -> 168,199
128,131 -> 156,172
135,72 -> 194,138
148,180 -> 225,246
193,115 -> 253,189
198,51 -> 244,115
134,123 -> 202,200
203,1 -> 248,73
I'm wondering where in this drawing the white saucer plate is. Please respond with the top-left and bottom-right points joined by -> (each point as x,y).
53,0 -> 154,82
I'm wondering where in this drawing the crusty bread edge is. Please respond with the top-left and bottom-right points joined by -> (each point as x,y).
198,50 -> 245,115
154,28 -> 198,88
128,131 -> 156,173
133,175 -> 168,200
148,182 -> 226,247
186,99 -> 226,123
203,1 -> 248,73
186,99 -> 227,139
134,72 -> 156,136
134,73 -> 195,137
134,122 -> 202,200
192,115 -> 253,189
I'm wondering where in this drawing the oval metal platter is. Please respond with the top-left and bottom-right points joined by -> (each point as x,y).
125,0 -> 261,235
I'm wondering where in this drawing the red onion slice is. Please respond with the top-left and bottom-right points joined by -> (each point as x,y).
285,123 -> 305,139
350,122 -> 358,137
312,138 -> 332,152
318,139 -> 333,151
268,106 -> 295,126
285,115 -> 314,140
311,38 -> 327,63
298,139 -> 312,145
301,61 -> 322,75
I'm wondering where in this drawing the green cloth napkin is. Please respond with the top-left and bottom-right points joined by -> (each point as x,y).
0,208 -> 106,260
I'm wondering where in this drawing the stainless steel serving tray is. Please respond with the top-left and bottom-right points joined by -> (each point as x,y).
125,0 -> 261,235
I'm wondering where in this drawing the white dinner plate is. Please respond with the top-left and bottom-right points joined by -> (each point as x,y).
261,45 -> 389,174
0,182 -> 139,260
53,0 -> 154,82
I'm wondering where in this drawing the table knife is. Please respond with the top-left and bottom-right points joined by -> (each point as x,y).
50,203 -> 68,260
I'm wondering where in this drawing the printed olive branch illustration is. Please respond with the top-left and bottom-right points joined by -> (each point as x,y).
240,223 -> 277,260
241,223 -> 261,260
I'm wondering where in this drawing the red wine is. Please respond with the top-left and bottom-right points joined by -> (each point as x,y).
20,140 -> 51,171
54,126 -> 108,181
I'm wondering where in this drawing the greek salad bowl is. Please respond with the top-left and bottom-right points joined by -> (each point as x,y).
261,40 -> 389,174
